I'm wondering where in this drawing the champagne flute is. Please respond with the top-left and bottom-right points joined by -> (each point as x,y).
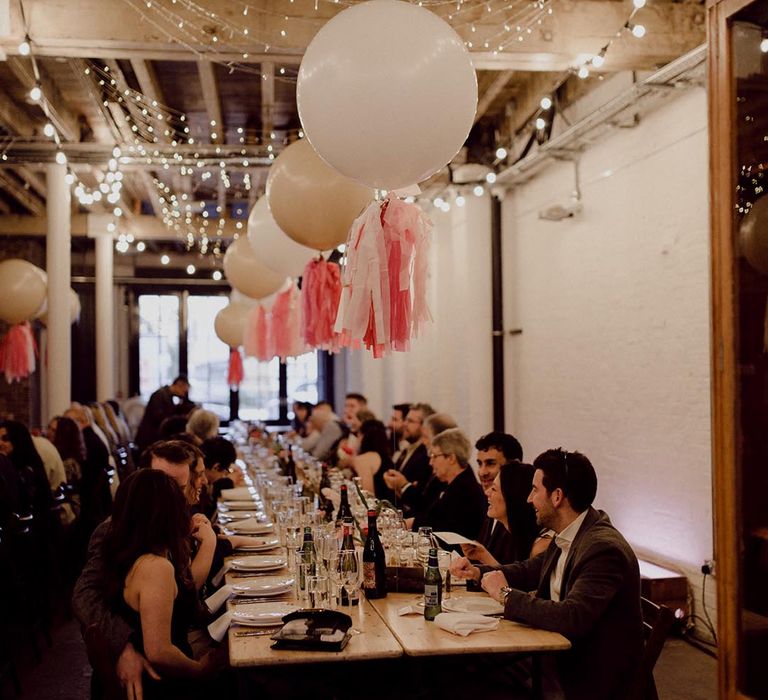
339,549 -> 362,607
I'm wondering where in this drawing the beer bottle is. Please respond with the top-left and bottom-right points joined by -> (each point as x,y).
424,547 -> 442,621
362,510 -> 387,599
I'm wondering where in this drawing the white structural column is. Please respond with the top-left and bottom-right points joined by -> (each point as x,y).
89,215 -> 115,401
45,163 -> 72,419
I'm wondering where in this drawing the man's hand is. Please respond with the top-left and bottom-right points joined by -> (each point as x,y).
116,642 -> 160,700
450,556 -> 481,582
481,570 -> 508,603
383,469 -> 408,494
190,513 -> 216,545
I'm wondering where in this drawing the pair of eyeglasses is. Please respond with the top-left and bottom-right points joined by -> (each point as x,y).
429,452 -> 448,460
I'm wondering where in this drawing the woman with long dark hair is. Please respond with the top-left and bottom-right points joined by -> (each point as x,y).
49,415 -> 86,486
351,418 -> 394,499
102,469 -> 219,697
0,419 -> 53,517
462,462 -> 550,566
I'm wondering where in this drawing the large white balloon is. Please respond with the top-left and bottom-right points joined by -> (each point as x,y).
247,197 -> 316,277
214,303 -> 250,348
741,196 -> 768,274
297,0 -> 477,191
36,288 -> 81,326
223,237 -> 287,300
0,259 -> 48,325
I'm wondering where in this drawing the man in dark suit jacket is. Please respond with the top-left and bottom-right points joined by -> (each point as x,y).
453,448 -> 643,700
410,428 -> 487,541
134,375 -> 196,451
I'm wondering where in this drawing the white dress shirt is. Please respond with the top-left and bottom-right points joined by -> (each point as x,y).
549,509 -> 589,602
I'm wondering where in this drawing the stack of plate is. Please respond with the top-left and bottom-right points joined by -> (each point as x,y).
231,578 -> 294,598
234,536 -> 281,552
232,602 -> 297,627
225,519 -> 275,535
229,555 -> 287,573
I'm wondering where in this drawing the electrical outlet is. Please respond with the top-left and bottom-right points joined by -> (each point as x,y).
701,559 -> 715,575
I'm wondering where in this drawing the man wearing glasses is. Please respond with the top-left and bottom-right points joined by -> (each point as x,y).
409,428 -> 487,541
452,448 -> 642,699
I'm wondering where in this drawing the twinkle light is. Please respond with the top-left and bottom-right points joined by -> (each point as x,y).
455,195 -> 466,207
761,39 -> 768,53
18,39 -> 31,56
535,117 -> 547,130
591,53 -> 605,68
212,270 -> 222,281
186,264 -> 196,275
55,151 -> 67,165
486,172 -> 497,184
64,172 -> 75,185
43,123 -> 55,138
473,185 -> 485,197
161,254 -> 170,265
578,65 -> 590,79
115,239 -> 130,253
136,241 -> 146,252
29,85 -> 42,102
632,0 -> 646,8
630,23 -> 646,38
540,97 -> 552,110
495,147 -> 508,160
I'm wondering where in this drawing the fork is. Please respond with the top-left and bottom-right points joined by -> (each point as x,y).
233,627 -> 281,637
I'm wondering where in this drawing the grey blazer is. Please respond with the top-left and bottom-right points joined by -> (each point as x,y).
489,507 -> 643,700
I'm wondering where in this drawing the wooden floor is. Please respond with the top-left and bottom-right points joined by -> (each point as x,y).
6,616 -> 718,699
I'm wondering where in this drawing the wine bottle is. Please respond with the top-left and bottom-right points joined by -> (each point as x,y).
339,518 -> 358,606
300,526 -> 316,591
319,464 -> 334,522
336,484 -> 353,525
424,547 -> 442,621
362,510 -> 387,599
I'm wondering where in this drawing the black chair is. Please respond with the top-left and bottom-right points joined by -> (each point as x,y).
631,597 -> 676,700
0,528 -> 22,698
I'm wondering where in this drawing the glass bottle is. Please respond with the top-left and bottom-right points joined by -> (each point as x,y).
339,518 -> 358,606
363,510 -> 387,599
424,547 -> 442,621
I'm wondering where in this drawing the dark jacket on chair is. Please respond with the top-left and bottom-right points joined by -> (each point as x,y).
487,507 -> 643,700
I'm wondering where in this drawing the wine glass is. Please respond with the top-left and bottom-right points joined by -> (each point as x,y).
417,527 -> 433,567
339,549 -> 363,607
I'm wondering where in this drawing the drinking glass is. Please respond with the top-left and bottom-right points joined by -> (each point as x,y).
306,574 -> 330,609
417,527 -> 433,567
339,549 -> 363,607
437,549 -> 452,599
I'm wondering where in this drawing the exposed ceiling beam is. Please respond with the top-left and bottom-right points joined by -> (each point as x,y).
0,170 -> 46,216
475,70 -> 516,124
15,165 -> 47,199
260,61 -> 275,139
197,60 -> 223,144
0,213 -> 240,240
130,59 -> 165,106
0,90 -> 36,137
6,57 -> 80,142
505,71 -> 568,138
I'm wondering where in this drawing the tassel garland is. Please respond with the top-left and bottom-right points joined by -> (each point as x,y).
227,347 -> 244,387
0,322 -> 38,383
301,258 -> 342,351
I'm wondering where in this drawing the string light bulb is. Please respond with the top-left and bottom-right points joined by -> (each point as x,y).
486,172 -> 497,184
18,39 -> 31,56
540,96 -> 553,110
761,38 -> 768,53
161,254 -> 170,265
212,270 -> 222,281
495,147 -> 508,160
43,123 -> 55,138
632,0 -> 646,7
29,85 -> 42,102
186,264 -> 196,275
455,195 -> 466,207
136,241 -> 146,252
630,23 -> 646,38
473,185 -> 485,197
578,65 -> 590,79
55,150 -> 67,165
535,117 -> 547,130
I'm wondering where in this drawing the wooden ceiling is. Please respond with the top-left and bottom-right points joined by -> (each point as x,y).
0,0 -> 705,249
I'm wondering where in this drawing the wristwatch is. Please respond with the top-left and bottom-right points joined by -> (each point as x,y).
499,586 -> 513,605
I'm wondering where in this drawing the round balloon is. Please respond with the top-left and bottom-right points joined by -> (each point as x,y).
266,139 -> 372,250
230,278 -> 292,311
247,196 -> 316,276
37,288 -> 81,326
214,303 -> 250,348
297,0 -> 477,191
741,196 -> 768,274
0,259 -> 48,325
223,237 -> 287,299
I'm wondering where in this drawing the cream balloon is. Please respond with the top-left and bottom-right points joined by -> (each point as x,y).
0,259 -> 48,324
223,237 -> 287,299
36,288 -> 81,325
230,278 -> 292,311
266,139 -> 373,251
297,0 -> 477,191
741,196 -> 768,274
214,303 -> 251,348
247,196 -> 316,277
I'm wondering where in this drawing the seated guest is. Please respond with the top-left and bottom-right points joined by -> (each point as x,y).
72,440 -> 216,699
337,408 -> 375,466
343,392 -> 368,429
49,415 -> 86,489
463,462 -> 549,570
301,402 -> 346,462
291,401 -> 313,438
159,415 -> 190,440
465,432 -> 526,567
199,436 -> 241,518
102,469 -> 221,697
32,432 -> 67,494
185,409 -> 220,444
0,420 -> 54,519
387,402 -> 411,460
410,428 -> 487,541
349,418 -> 394,499
452,448 -> 643,700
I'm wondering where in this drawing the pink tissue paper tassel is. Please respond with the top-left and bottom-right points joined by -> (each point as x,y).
227,347 -> 244,387
301,258 -> 342,351
334,195 -> 432,358
243,304 -> 272,361
0,322 -> 38,383
270,283 -> 306,362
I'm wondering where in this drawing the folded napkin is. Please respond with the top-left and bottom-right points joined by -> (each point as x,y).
208,611 -> 234,643
205,584 -> 233,613
397,605 -> 423,616
211,562 -> 232,588
434,612 -> 500,637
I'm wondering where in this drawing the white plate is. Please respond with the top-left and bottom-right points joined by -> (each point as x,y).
219,501 -> 263,511
219,511 -> 268,522
230,555 -> 287,572
441,596 -> 505,616
232,580 -> 294,597
220,487 -> 261,502
226,520 -> 275,535
232,603 -> 296,627
234,538 -> 281,552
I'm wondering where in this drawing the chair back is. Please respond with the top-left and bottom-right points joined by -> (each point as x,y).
83,624 -> 124,700
633,596 -> 676,700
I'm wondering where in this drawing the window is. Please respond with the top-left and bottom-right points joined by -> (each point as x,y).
138,295 -> 179,402
135,292 -> 321,423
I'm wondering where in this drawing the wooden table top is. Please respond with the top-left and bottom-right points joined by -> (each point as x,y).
368,592 -> 571,657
